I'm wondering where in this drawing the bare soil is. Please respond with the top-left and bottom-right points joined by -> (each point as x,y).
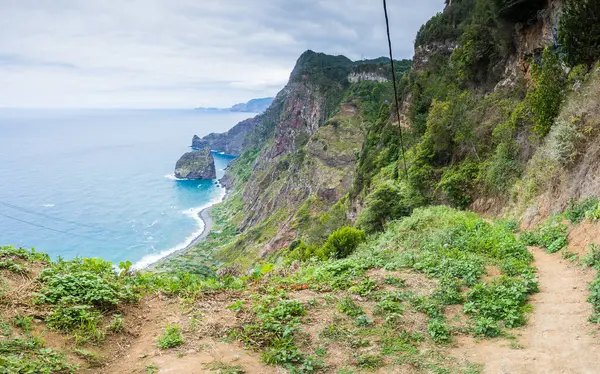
450,246 -> 600,374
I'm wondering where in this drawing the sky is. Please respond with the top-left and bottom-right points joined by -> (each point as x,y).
0,0 -> 443,109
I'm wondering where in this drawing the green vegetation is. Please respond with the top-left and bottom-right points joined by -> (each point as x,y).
356,183 -> 411,233
73,348 -> 104,368
5,0 -> 600,370
318,227 -> 366,259
157,325 -> 184,349
565,197 -> 599,224
559,0 -> 600,67
202,361 -> 246,374
0,336 -> 78,373
520,218 -> 568,253
581,244 -> 600,269
0,246 -> 48,274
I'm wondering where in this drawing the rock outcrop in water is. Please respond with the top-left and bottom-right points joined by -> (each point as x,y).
174,147 -> 216,180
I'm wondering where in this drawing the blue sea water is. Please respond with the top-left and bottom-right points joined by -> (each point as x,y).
0,109 -> 250,268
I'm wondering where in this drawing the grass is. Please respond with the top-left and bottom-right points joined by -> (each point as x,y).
73,348 -> 105,368
0,206 -> 533,373
0,336 -> 78,373
202,361 -> 246,374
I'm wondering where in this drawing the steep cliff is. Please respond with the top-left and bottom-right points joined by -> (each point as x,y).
215,0 -> 600,263
194,51 -> 409,263
192,115 -> 263,156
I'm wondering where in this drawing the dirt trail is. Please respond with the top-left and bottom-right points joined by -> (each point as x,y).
452,247 -> 600,374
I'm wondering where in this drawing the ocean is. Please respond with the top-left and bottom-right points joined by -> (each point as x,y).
0,109 -> 249,269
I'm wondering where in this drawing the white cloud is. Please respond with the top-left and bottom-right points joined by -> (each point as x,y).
0,0 -> 442,108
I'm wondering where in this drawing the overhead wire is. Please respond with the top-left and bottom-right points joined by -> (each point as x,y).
382,0 -> 409,180
0,200 -> 121,234
0,212 -> 104,242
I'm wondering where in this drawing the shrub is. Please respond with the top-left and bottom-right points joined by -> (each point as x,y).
317,227 -> 366,259
520,218 -> 568,253
157,325 -> 184,349
585,202 -> 600,222
565,197 -> 599,224
528,48 -> 567,137
286,240 -> 319,262
438,161 -> 479,209
46,305 -> 101,334
559,0 -> 600,67
589,273 -> 600,322
544,119 -> 585,167
36,272 -> 122,309
357,183 -> 411,234
581,244 -> 600,268
480,140 -> 522,194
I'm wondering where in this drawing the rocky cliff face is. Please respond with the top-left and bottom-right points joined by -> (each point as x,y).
174,147 -> 216,180
193,115 -> 262,156
211,51 -> 407,261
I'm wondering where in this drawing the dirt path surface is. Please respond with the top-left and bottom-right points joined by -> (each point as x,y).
452,247 -> 600,374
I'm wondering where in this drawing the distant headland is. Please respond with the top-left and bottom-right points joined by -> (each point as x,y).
194,97 -> 274,114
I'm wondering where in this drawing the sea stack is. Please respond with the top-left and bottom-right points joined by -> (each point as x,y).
174,143 -> 216,180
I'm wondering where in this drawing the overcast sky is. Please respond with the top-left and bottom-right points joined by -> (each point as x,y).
0,0 -> 442,109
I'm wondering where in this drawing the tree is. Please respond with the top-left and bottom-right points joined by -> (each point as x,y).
559,0 -> 600,67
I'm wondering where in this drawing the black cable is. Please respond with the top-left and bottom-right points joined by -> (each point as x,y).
0,200 -> 120,234
382,0 -> 409,180
0,212 -> 104,242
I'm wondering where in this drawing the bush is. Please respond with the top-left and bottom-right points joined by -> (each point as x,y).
588,273 -> 600,322
565,197 -> 599,224
286,240 -> 319,262
437,161 -> 479,209
559,0 -> 600,67
317,227 -> 366,260
520,218 -> 568,253
528,48 -> 567,137
585,202 -> 600,222
157,325 -> 184,349
46,305 -> 101,334
356,183 -> 410,234
581,244 -> 600,268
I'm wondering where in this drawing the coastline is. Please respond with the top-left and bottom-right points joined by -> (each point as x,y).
145,188 -> 228,270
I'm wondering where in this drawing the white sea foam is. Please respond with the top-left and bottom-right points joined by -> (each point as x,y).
164,173 -> 185,181
42,204 -> 55,207
131,187 -> 227,270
